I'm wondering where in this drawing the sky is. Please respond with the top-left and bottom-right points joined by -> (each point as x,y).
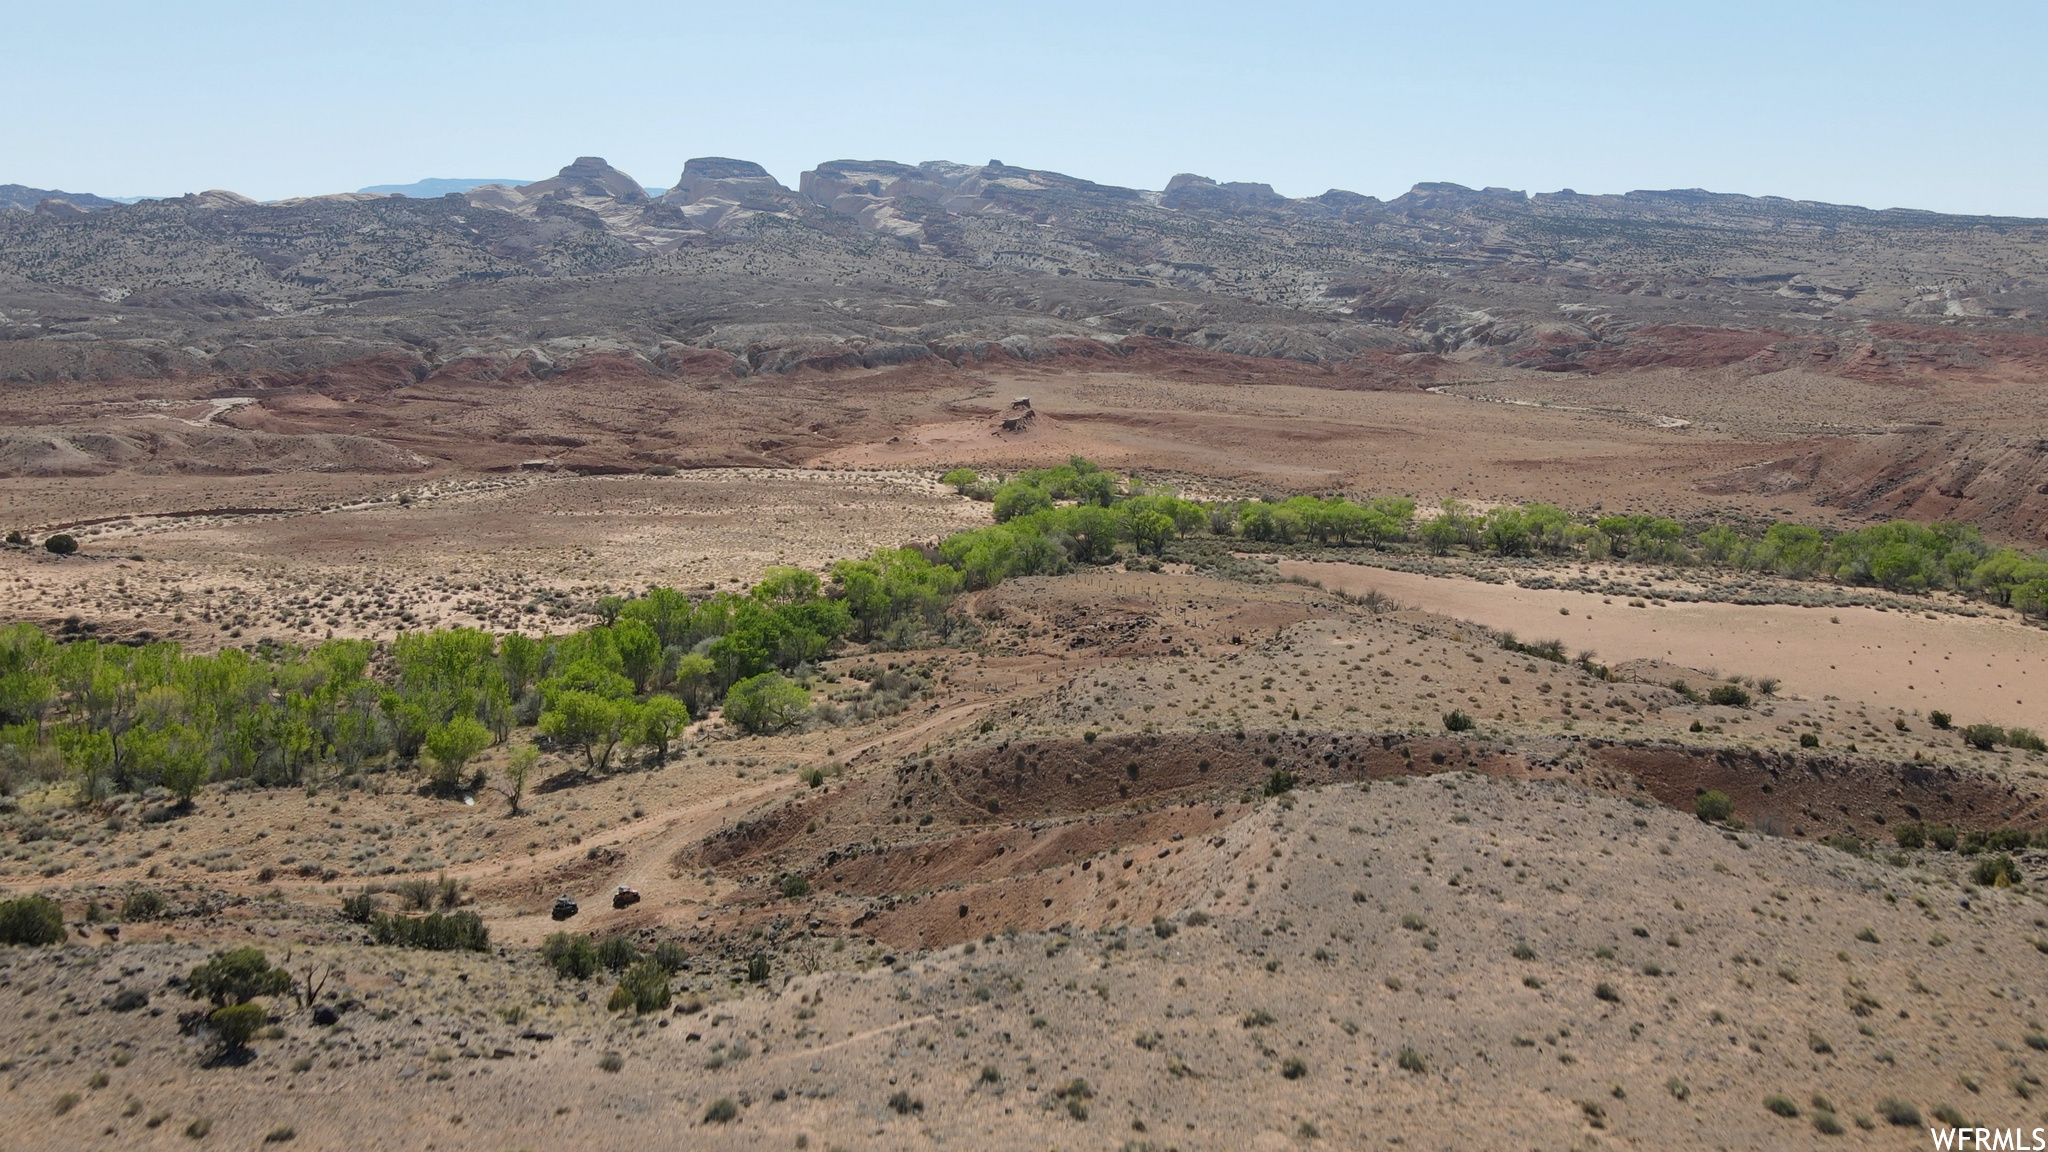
7,0 -> 2044,217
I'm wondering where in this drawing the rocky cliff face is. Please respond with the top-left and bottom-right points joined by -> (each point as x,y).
2,152 -> 2043,381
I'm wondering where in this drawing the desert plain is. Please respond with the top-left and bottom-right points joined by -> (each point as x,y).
0,157 -> 2045,1151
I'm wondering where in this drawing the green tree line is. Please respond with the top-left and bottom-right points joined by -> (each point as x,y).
4,457 -> 2043,806
0,550 -> 971,802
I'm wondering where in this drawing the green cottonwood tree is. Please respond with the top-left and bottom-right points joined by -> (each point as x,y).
637,696 -> 689,763
723,673 -> 809,734
499,746 -> 538,815
539,691 -> 637,771
424,715 -> 491,789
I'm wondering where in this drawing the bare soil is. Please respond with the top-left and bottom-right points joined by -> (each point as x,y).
0,363 -> 2044,1150
1283,558 -> 2048,734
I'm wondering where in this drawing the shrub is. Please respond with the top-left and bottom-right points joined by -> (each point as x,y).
1764,1094 -> 1799,1118
779,873 -> 812,899
1693,790 -> 1734,822
188,947 -> 291,1006
1972,854 -> 2021,887
1280,1057 -> 1308,1079
43,534 -> 77,556
1500,635 -> 1567,663
703,1096 -> 738,1124
607,959 -> 672,1014
1962,723 -> 2004,751
340,892 -> 381,923
595,935 -> 639,971
1813,1110 -> 1844,1134
1708,684 -> 1751,708
2008,728 -> 2048,752
746,952 -> 770,982
1878,1097 -> 1921,1126
888,1089 -> 924,1115
1594,982 -> 1621,1003
369,910 -> 488,952
1929,710 -> 1953,729
120,887 -> 165,922
1054,1078 -> 1091,1105
1893,823 -> 1926,850
651,941 -> 688,972
723,673 -> 811,734
598,1051 -> 624,1073
0,894 -> 66,946
1397,1047 -> 1426,1073
1442,709 -> 1475,732
394,877 -> 439,910
1980,828 -> 2033,852
1511,941 -> 1536,961
1262,768 -> 1295,797
1928,824 -> 1959,851
542,932 -> 598,980
1799,732 -> 1820,748
209,1002 -> 267,1052
940,468 -> 980,494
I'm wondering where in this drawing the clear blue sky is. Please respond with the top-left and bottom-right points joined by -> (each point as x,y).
9,0 -> 2043,216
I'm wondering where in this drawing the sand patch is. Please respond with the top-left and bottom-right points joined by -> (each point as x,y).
1285,559 -> 2048,732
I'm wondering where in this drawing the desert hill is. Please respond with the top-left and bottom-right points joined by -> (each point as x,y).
1,563 -> 2043,1150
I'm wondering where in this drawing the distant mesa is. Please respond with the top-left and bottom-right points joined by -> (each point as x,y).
1,183 -> 124,213
462,157 -> 653,217
171,190 -> 260,210
357,177 -> 534,197
1162,173 -> 1289,211
514,156 -> 649,204
660,157 -> 792,207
